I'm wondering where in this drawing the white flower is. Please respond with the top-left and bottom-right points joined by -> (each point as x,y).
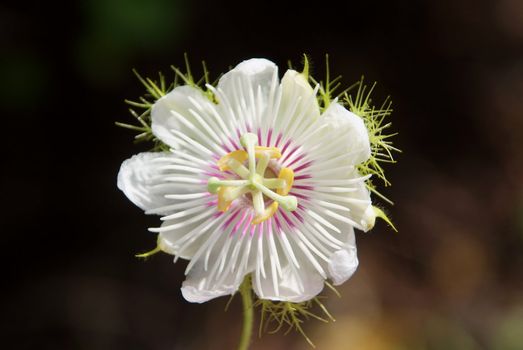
117,58 -> 376,303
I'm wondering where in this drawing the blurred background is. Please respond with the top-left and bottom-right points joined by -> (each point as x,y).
2,0 -> 523,349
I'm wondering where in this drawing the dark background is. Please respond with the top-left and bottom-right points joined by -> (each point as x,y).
2,0 -> 523,349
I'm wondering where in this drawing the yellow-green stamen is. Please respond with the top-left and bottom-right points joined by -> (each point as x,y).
209,133 -> 298,224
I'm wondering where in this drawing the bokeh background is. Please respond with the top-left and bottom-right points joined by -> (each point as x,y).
2,0 -> 523,349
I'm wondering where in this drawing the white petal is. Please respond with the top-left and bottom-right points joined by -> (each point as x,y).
304,179 -> 375,233
180,228 -> 251,303
327,226 -> 359,285
318,102 -> 371,165
151,85 -> 221,152
176,207 -> 257,303
275,69 -> 320,138
156,207 -> 219,259
216,58 -> 278,132
217,58 -> 277,101
251,228 -> 325,302
349,181 -> 376,232
181,259 -> 243,303
360,204 -> 377,231
117,152 -> 173,214
252,261 -> 325,303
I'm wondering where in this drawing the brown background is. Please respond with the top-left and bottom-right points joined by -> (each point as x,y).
2,0 -> 523,349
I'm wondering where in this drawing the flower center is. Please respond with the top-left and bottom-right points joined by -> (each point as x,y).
207,133 -> 297,225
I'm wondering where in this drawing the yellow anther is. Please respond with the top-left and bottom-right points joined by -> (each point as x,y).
255,146 -> 281,159
217,150 -> 248,171
252,202 -> 279,225
217,147 -> 280,173
277,168 -> 294,196
217,186 -> 233,212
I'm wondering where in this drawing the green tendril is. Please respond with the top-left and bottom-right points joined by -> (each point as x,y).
344,77 -> 401,230
373,205 -> 398,232
345,77 -> 401,188
299,55 -> 400,228
255,294 -> 337,348
309,54 -> 359,112
116,54 -> 214,151
135,245 -> 162,259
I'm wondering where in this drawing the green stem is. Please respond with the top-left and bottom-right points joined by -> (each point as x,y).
237,276 -> 254,350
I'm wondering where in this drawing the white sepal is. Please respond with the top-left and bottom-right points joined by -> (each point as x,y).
320,102 -> 371,165
117,152 -> 173,214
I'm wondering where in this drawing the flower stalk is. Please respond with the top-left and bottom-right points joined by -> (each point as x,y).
238,276 -> 254,350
